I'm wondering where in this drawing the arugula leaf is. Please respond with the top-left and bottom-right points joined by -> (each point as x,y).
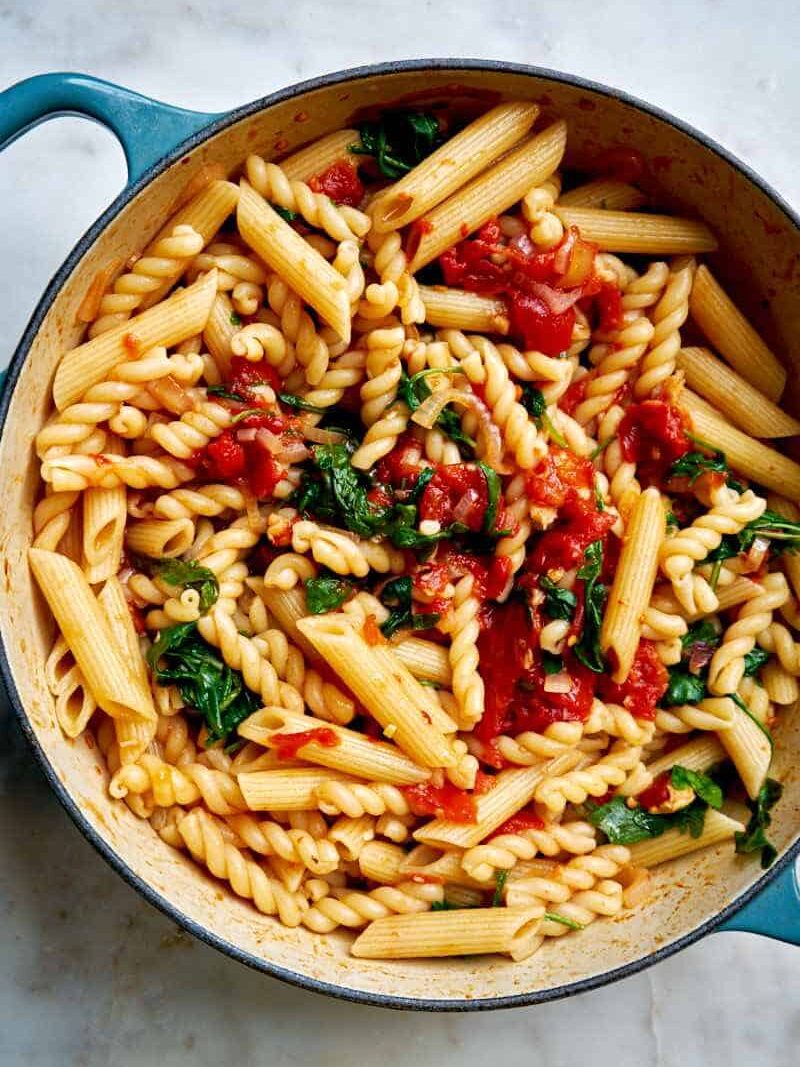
539,575 -> 577,621
278,393 -> 328,414
589,437 -> 613,461
667,449 -> 729,484
595,481 -> 606,512
743,647 -> 771,677
406,465 -> 435,505
305,575 -> 353,614
573,540 -> 607,673
147,623 -> 260,743
588,795 -> 708,844
155,559 -> 219,614
662,669 -> 708,707
492,869 -> 509,907
681,620 -> 720,651
311,443 -> 391,538
544,912 -> 585,931
350,111 -> 441,178
478,462 -> 501,535
379,575 -> 440,638
542,651 -> 564,675
273,205 -> 298,222
665,511 -> 678,530
207,385 -> 245,402
728,692 -> 774,748
735,778 -> 783,868
671,765 -> 724,809
520,384 -> 568,447
708,509 -> 800,563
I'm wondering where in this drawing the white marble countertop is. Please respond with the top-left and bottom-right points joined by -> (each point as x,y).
1,1 -> 799,1063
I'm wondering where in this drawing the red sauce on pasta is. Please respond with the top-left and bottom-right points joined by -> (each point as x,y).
637,772 -> 672,811
597,639 -> 668,720
309,161 -> 365,207
402,780 -> 477,823
490,806 -> 545,837
618,400 -> 690,484
271,727 -> 340,760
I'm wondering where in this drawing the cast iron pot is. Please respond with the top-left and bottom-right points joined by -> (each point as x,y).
0,61 -> 798,1010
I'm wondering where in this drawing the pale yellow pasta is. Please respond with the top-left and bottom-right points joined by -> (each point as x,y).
125,517 -> 196,559
626,809 -> 745,868
53,270 -> 218,411
558,179 -> 647,211
601,487 -> 664,682
290,519 -> 404,577
297,614 -> 458,769
278,129 -> 360,181
351,906 -> 544,961
370,102 -> 539,232
644,735 -> 727,779
44,635 -> 97,739
462,820 -> 596,882
689,264 -> 786,401
678,390 -> 800,500
408,120 -> 568,270
29,549 -> 153,722
677,346 -> 800,437
708,572 -> 789,695
237,180 -> 350,344
238,708 -> 430,785
717,701 -> 773,800
553,207 -> 717,254
81,480 -> 126,583
351,325 -> 409,469
535,744 -> 644,816
634,257 -> 695,399
418,285 -> 509,334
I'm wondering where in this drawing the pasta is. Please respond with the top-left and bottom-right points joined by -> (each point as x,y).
28,101 -> 795,964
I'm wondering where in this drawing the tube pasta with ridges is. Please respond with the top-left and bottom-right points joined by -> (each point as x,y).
553,207 -> 717,254
351,906 -> 545,960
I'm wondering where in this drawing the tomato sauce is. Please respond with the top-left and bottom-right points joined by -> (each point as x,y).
638,772 -> 671,811
271,727 -> 339,760
490,806 -> 545,838
402,780 -> 477,823
362,614 -> 385,645
227,356 -> 282,400
618,400 -> 690,484
525,446 -> 595,509
597,639 -> 668,720
309,160 -> 365,207
527,496 -> 615,574
419,463 -> 488,531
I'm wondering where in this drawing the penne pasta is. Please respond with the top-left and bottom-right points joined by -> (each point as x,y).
678,390 -> 800,500
557,179 -> 647,211
553,207 -> 717,254
626,809 -> 744,868
351,906 -> 545,960
644,735 -> 726,780
677,346 -> 800,437
203,292 -> 239,378
237,180 -> 351,343
419,285 -> 510,334
81,438 -> 127,583
716,703 -> 772,800
408,120 -> 568,270
238,708 -> 430,785
689,265 -> 785,401
29,549 -> 153,721
125,517 -> 196,558
279,129 -> 360,182
53,270 -> 218,410
297,614 -> 457,768
601,487 -> 665,682
369,101 -> 539,232
237,767 -> 350,811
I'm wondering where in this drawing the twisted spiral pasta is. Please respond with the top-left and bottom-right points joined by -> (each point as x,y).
490,720 -> 584,766
196,607 -> 305,712
708,572 -> 790,695
660,484 -> 766,614
574,313 -> 655,426
109,753 -> 247,814
351,326 -> 409,469
535,743 -> 644,815
264,273 -> 331,385
521,174 -> 564,249
598,404 -> 641,518
437,574 -> 484,729
252,627 -> 356,724
634,258 -> 696,398
41,452 -> 195,492
507,844 -> 630,908
225,812 -> 340,875
495,474 -> 532,577
757,619 -> 800,675
362,228 -> 425,324
583,699 -> 656,745
245,156 -> 370,242
462,820 -> 597,882
290,519 -> 404,577
178,808 -> 305,925
469,336 -> 546,468
149,395 -> 241,459
263,551 -> 318,590
314,780 -> 411,819
88,225 -> 205,337
299,880 -> 442,933
152,483 -> 247,521
189,241 -> 267,315
229,321 -> 289,371
654,697 -> 738,734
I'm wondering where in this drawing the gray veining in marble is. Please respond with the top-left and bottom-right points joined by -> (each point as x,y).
1,1 -> 799,1063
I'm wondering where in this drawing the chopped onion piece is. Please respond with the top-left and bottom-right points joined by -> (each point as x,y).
543,671 -> 572,694
304,425 -> 348,445
411,387 -> 512,473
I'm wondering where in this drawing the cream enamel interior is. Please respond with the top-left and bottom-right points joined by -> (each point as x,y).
1,66 -> 799,1005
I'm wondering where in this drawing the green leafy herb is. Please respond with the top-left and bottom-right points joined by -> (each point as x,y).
207,385 -> 245,402
350,111 -> 441,178
595,481 -> 606,512
229,407 -> 269,425
668,450 -> 729,484
305,575 -> 353,614
589,437 -> 614,461
542,651 -> 564,675
735,778 -> 783,868
310,443 -> 391,538
573,540 -> 606,673
681,620 -> 720,650
230,311 -> 242,327
397,368 -> 475,456
278,393 -> 328,414
492,869 -> 509,907
544,912 -> 585,931
155,559 -> 219,614
665,511 -> 678,530
431,899 -> 467,911
520,384 -> 567,447
743,647 -> 771,677
406,465 -> 435,505
709,557 -> 723,592
708,509 -> 800,564
273,205 -> 298,222
670,765 -> 723,809
661,621 -> 722,707
147,623 -> 260,743
588,795 -> 708,844
478,462 -> 501,535
728,692 -> 774,748
379,576 -> 440,638
539,575 -> 577,621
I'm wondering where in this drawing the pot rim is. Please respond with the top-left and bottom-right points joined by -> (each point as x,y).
2,57 -> 799,1011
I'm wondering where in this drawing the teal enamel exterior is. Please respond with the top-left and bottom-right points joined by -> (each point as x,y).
0,72 -> 220,184
0,66 -> 796,1004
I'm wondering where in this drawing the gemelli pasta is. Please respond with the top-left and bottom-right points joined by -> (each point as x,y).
30,99 -> 796,963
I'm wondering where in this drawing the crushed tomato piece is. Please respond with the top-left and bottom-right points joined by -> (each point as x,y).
271,727 -> 339,760
402,781 -> 477,823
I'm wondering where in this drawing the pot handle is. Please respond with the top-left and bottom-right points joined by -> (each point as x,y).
717,860 -> 800,944
0,72 -> 221,184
